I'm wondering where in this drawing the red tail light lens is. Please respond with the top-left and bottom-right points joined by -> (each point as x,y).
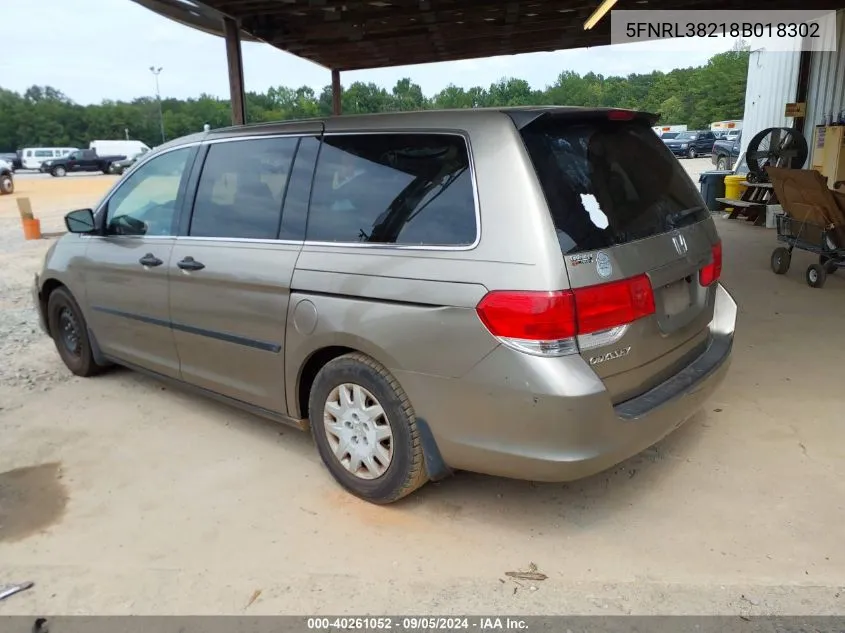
699,242 -> 722,287
607,109 -> 636,121
573,274 -> 655,335
476,291 -> 577,341
475,275 -> 656,355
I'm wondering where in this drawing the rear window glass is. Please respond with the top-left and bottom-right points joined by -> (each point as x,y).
520,118 -> 708,254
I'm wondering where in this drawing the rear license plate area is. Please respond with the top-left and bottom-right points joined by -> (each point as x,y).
661,279 -> 692,318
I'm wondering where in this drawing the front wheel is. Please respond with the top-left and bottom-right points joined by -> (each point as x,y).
46,287 -> 106,377
309,353 -> 428,504
717,156 -> 728,170
51,165 -> 67,177
687,148 -> 697,159
806,264 -> 827,288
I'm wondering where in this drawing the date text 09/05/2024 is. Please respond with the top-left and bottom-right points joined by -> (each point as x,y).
625,21 -> 821,39
306,617 -> 528,631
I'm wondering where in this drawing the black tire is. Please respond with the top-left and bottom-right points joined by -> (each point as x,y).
717,156 -> 728,170
46,287 -> 105,377
51,165 -> 67,177
688,147 -> 697,159
0,172 -> 13,195
771,247 -> 791,275
309,352 -> 428,504
806,264 -> 827,288
820,255 -> 838,275
101,163 -> 111,175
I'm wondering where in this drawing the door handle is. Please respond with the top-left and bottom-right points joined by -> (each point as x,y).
138,253 -> 163,267
177,256 -> 205,271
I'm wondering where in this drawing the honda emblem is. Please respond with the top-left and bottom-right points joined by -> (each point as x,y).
672,233 -> 688,256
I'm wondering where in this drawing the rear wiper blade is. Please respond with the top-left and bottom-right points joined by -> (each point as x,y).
667,206 -> 705,226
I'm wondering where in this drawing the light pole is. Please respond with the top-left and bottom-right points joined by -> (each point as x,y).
149,66 -> 165,143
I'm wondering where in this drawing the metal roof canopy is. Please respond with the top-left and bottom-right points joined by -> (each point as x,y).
130,0 -> 836,72
129,0 -> 839,124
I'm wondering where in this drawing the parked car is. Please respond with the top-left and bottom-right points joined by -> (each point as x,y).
711,131 -> 743,170
663,130 -> 717,158
20,147 -> 78,170
90,140 -> 151,158
41,149 -> 126,177
33,107 -> 736,503
0,158 -> 14,194
0,153 -> 19,171
109,153 -> 144,176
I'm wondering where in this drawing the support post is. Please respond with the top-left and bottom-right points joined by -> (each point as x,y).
223,17 -> 246,126
331,69 -> 342,116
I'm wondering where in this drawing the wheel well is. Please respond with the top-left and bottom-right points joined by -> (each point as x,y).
40,278 -> 66,335
297,346 -> 355,419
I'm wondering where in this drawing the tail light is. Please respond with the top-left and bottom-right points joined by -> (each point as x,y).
476,274 -> 655,357
607,109 -> 636,121
699,241 -> 722,287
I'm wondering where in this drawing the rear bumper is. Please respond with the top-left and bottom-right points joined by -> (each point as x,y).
397,283 -> 737,482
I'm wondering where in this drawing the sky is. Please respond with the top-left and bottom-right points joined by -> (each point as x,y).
0,0 -> 736,105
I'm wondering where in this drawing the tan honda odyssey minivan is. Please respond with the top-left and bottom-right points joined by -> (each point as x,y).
34,107 -> 737,503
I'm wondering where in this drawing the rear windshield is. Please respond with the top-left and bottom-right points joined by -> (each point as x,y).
520,117 -> 708,254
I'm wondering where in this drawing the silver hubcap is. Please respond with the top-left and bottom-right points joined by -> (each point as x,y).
810,269 -> 818,283
323,383 -> 393,480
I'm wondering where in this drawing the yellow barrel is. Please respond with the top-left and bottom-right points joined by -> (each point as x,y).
723,174 -> 747,201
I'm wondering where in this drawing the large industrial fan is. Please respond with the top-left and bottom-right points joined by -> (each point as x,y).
745,127 -> 809,183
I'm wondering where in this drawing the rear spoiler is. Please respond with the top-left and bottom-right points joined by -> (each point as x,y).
507,108 -> 660,130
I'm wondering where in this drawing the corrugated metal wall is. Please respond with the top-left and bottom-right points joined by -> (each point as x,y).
739,47 -> 801,157
804,10 -> 845,131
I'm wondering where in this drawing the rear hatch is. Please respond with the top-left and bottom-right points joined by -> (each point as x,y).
517,110 -> 721,403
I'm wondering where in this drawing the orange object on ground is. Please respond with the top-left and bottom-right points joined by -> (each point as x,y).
22,218 -> 42,240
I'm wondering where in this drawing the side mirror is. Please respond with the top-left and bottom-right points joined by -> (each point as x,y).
65,208 -> 96,234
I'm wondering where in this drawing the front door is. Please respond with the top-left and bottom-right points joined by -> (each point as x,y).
169,132 -> 320,413
83,146 -> 196,377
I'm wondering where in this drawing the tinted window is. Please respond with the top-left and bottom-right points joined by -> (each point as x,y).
105,147 -> 192,236
35,150 -> 54,157
307,134 -> 476,246
279,136 -> 320,241
190,138 -> 298,240
520,118 -> 707,254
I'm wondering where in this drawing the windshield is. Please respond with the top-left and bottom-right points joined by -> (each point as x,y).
661,132 -> 679,139
676,132 -> 697,140
520,117 -> 708,254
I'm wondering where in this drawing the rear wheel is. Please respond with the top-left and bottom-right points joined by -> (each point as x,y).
820,255 -> 838,275
771,247 -> 791,274
51,165 -> 67,177
806,264 -> 827,288
0,172 -> 13,195
101,163 -> 111,175
717,156 -> 728,170
46,287 -> 105,377
688,147 -> 697,159
309,352 -> 428,504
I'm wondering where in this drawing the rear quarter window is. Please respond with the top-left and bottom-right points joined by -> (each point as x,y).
306,133 -> 477,247
520,118 -> 708,254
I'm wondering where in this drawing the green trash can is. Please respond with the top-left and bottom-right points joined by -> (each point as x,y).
699,170 -> 732,211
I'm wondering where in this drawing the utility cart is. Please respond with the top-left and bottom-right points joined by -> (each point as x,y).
767,167 -> 845,289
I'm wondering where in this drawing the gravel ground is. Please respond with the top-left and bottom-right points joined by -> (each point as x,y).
0,175 -> 115,405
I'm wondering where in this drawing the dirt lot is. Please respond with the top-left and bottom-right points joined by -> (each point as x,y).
1,161 -> 844,615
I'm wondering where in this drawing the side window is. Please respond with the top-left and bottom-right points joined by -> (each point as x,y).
307,133 -> 477,246
279,136 -> 320,241
190,137 -> 298,240
104,147 -> 192,237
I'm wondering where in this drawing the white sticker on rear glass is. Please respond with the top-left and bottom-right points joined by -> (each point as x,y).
596,251 -> 612,278
580,193 -> 609,229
